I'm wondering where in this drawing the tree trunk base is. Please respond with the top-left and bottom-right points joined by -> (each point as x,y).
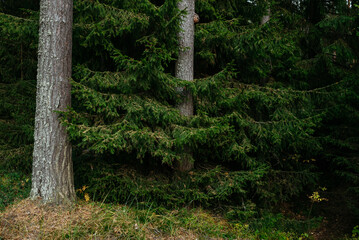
175,146 -> 194,172
176,159 -> 194,172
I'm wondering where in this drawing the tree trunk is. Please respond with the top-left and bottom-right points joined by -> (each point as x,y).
175,0 -> 195,171
30,0 -> 75,204
261,5 -> 270,25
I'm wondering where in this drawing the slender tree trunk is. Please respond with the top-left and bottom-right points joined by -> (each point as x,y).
30,0 -> 75,204
175,0 -> 195,171
260,3 -> 270,85
261,4 -> 270,25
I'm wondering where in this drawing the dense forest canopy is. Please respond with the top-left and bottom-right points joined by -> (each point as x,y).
1,0 -> 358,232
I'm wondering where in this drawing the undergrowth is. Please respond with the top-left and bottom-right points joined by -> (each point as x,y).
0,168 -> 324,240
73,154 -> 318,210
0,170 -> 30,211
0,198 -> 316,240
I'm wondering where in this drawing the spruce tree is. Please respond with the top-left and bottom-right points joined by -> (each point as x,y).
0,1 -> 38,173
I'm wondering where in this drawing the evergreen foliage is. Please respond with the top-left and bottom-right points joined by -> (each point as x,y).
1,0 -> 358,220
0,6 -> 38,173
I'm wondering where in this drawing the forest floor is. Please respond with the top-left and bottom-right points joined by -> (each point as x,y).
0,198 -> 356,240
0,171 -> 357,239
0,199 -> 250,239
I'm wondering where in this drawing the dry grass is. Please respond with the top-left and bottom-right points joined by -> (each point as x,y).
0,199 -> 99,239
0,199 -> 234,239
1,198 -> 318,240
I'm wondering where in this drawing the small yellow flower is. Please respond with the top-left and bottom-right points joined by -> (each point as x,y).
309,191 -> 328,202
84,193 -> 90,202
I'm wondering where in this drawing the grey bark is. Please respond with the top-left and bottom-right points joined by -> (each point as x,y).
176,0 -> 195,117
30,0 -> 75,204
175,0 -> 195,171
261,5 -> 270,25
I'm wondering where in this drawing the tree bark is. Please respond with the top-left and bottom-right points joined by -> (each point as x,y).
175,0 -> 195,171
261,5 -> 270,25
30,0 -> 75,204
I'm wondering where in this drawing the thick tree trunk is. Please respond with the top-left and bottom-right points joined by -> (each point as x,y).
175,0 -> 195,171
30,0 -> 75,204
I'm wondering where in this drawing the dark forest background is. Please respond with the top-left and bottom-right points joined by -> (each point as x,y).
1,0 -> 359,238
